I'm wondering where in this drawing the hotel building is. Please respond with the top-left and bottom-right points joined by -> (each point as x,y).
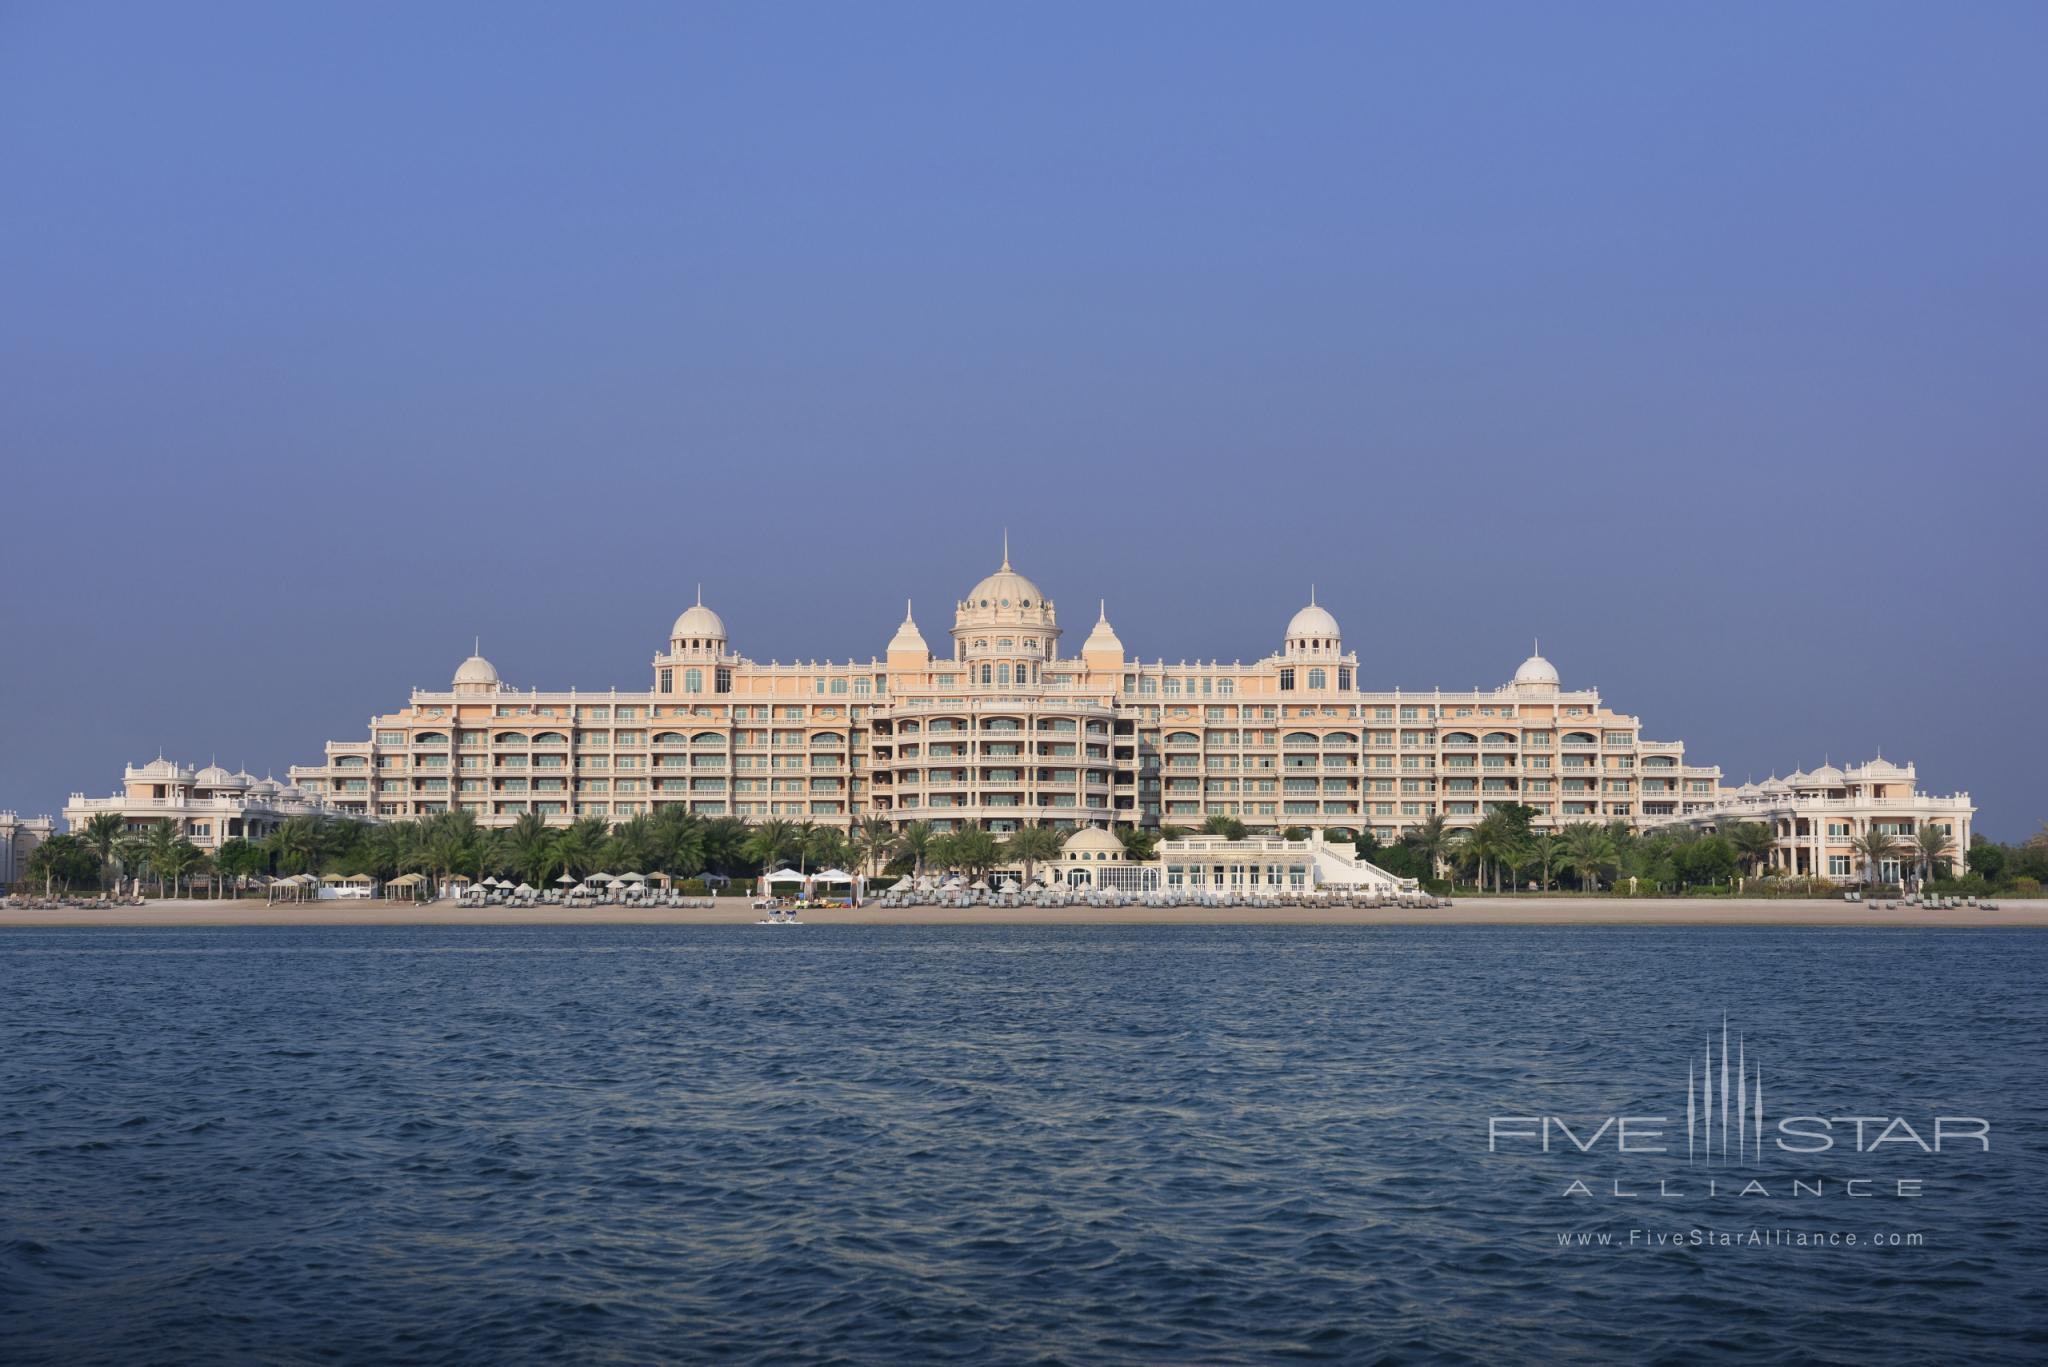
62,760 -> 349,853
1645,758 -> 1974,882
271,552 -> 1742,841
1,810 -> 57,888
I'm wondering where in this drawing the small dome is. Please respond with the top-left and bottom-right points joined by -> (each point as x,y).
136,756 -> 182,778
454,653 -> 500,687
887,602 -> 929,655
671,599 -> 727,641
1513,650 -> 1560,687
250,777 -> 281,795
1062,827 -> 1124,857
1807,764 -> 1844,785
195,764 -> 235,787
231,770 -> 259,787
1286,597 -> 1341,641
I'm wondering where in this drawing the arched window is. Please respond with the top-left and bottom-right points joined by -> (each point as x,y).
653,732 -> 687,745
414,732 -> 449,745
998,663 -> 1011,685
1308,668 -> 1326,689
532,732 -> 567,745
981,665 -> 993,686
493,732 -> 529,744
684,668 -> 704,693
691,732 -> 727,746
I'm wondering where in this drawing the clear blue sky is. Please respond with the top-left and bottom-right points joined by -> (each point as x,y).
2,3 -> 2042,838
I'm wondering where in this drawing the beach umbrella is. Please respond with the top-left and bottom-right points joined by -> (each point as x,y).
970,878 -> 990,891
607,878 -> 626,889
555,873 -> 576,885
998,877 -> 1019,891
514,882 -> 535,894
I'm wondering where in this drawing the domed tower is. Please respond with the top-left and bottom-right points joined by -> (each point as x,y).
951,538 -> 1060,687
453,644 -> 504,696
1509,641 -> 1560,697
669,586 -> 728,660
1284,588 -> 1341,658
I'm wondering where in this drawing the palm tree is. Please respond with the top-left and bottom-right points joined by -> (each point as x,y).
1407,814 -> 1452,880
649,807 -> 705,876
1201,813 -> 1247,840
700,817 -> 749,878
80,812 -> 128,892
270,816 -> 329,877
1851,828 -> 1901,889
851,815 -> 894,880
160,839 -> 206,898
1534,832 -> 1564,892
743,819 -> 798,879
947,824 -> 1000,882
893,820 -> 937,879
1914,826 -> 1952,886
1722,821 -> 1774,878
504,811 -> 559,885
142,819 -> 183,896
1115,824 -> 1159,862
553,815 -> 612,881
802,823 -> 848,873
1003,823 -> 1066,887
1561,822 -> 1618,893
1461,813 -> 1512,893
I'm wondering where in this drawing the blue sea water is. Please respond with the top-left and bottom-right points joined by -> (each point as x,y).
1,925 -> 2043,1365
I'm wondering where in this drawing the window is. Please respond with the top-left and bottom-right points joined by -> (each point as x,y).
659,669 -> 673,694
1279,668 -> 1295,691
1307,668 -> 1326,690
684,668 -> 703,693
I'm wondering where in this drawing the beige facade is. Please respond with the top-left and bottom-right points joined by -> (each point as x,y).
1647,758 -> 1974,882
283,552 -> 1735,841
63,759 -> 343,851
1,810 -> 57,888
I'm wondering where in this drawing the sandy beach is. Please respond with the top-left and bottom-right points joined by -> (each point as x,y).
1,897 -> 2041,929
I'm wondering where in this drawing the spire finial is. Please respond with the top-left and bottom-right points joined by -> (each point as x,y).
695,583 -> 702,607
903,598 -> 915,623
1099,599 -> 1107,623
1310,583 -> 1317,606
1001,528 -> 1010,570
474,635 -> 480,656
1534,637 -> 1540,657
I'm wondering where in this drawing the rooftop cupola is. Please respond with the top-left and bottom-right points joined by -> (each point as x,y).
454,641 -> 504,694
1284,587 -> 1341,656
952,534 -> 1061,660
1510,640 -> 1560,695
670,585 -> 728,657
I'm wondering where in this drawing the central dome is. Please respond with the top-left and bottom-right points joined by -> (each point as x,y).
964,556 -> 1046,610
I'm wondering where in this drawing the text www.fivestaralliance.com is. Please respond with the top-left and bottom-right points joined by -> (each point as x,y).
1557,1229 -> 1926,1249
